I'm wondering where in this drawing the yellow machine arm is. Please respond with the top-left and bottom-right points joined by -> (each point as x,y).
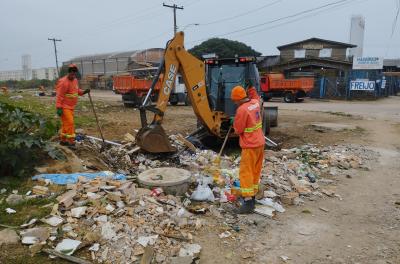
136,32 -> 227,153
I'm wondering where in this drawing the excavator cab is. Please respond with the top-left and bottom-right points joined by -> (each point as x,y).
205,57 -> 260,116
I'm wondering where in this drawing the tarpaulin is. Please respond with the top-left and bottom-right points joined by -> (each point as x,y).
32,171 -> 126,185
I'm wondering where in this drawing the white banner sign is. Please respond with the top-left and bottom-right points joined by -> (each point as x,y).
350,79 -> 376,91
353,57 -> 383,70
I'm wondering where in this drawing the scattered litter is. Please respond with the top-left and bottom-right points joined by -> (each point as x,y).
5,208 -> 16,214
191,183 -> 214,202
319,207 -> 329,212
219,231 -> 232,239
89,243 -> 100,252
254,205 -> 275,217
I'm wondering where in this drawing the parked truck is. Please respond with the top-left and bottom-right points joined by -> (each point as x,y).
113,75 -> 189,107
260,73 -> 314,103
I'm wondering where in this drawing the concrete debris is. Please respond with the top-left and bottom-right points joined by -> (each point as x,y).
178,243 -> 202,258
55,239 -> 81,256
137,235 -> 159,247
32,185 -> 49,195
20,227 -> 50,244
20,218 -> 37,228
42,215 -> 64,227
0,229 -> 19,246
6,194 -> 24,205
71,206 -> 87,218
254,205 -> 275,217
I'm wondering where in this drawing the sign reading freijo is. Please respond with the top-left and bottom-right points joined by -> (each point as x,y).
350,79 -> 375,91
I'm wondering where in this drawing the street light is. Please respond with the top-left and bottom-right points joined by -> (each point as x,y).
181,23 -> 199,31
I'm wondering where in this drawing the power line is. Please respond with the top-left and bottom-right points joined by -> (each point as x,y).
234,0 -> 363,39
202,0 -> 283,26
163,3 -> 184,35
188,0 -> 352,44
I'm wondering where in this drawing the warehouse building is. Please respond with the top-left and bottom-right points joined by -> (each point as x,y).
63,48 -> 164,78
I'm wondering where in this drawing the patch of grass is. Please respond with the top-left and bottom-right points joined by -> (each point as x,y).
0,196 -> 56,226
0,93 -> 96,128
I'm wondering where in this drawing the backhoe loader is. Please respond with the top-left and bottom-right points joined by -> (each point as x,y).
136,31 -> 273,153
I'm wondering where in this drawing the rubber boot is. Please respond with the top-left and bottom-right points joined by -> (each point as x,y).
252,196 -> 256,209
235,199 -> 254,214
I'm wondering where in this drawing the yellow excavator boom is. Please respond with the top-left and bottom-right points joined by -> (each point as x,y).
136,32 -> 227,153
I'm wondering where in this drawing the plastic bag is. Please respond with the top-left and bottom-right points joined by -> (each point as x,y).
190,183 -> 215,202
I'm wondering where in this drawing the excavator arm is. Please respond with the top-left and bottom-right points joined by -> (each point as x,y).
136,32 -> 227,153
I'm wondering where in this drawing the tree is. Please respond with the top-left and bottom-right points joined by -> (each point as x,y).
188,38 -> 261,59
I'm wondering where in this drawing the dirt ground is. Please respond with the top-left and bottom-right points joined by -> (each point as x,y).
1,90 -> 400,263
87,91 -> 400,263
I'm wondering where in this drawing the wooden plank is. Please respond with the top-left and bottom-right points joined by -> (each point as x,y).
140,246 -> 154,264
42,248 -> 91,264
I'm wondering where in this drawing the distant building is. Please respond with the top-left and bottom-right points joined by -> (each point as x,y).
0,67 -> 57,81
22,54 -> 32,80
348,15 -> 365,58
0,70 -> 24,81
32,67 -> 58,80
257,37 -> 356,77
63,48 -> 164,78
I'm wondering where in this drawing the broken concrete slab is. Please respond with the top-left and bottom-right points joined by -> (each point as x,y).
0,229 -> 19,246
55,239 -> 81,256
5,194 -> 24,205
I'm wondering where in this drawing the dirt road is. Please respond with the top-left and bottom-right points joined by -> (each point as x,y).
197,97 -> 400,264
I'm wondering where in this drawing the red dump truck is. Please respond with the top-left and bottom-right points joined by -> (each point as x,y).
113,75 -> 189,107
260,73 -> 314,103
113,75 -> 161,107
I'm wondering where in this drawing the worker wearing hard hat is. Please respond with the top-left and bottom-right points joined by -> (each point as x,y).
55,64 -> 90,147
230,86 -> 265,214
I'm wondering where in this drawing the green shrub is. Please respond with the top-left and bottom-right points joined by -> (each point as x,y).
0,102 -> 63,177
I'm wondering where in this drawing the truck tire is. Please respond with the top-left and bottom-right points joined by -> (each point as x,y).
262,110 -> 271,135
284,92 -> 294,103
184,95 -> 191,106
122,93 -> 136,107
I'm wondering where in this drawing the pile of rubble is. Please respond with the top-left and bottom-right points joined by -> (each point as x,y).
8,178 -> 203,263
260,144 -> 377,207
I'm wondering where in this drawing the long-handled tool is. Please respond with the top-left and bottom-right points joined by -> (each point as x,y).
87,91 -> 106,151
214,125 -> 233,165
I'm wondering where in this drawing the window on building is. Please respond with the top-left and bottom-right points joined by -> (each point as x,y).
319,48 -> 332,58
294,49 -> 306,58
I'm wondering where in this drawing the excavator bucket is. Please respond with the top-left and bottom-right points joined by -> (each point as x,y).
136,124 -> 176,153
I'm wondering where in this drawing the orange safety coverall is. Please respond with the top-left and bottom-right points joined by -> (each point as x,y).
233,94 -> 265,197
55,76 -> 84,144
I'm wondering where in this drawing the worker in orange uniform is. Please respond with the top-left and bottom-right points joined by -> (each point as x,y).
230,85 -> 265,214
56,64 -> 89,147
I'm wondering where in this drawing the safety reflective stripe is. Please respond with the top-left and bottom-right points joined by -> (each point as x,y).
240,187 -> 254,195
253,184 -> 259,191
244,122 -> 262,133
65,93 -> 78,98
61,133 -> 76,138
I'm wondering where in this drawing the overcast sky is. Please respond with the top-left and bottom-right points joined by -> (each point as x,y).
0,0 -> 399,71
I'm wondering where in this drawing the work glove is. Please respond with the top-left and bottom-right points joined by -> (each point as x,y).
229,117 -> 235,126
83,89 -> 90,95
56,108 -> 63,117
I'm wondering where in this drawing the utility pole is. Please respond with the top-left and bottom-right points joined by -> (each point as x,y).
48,38 -> 61,77
163,3 -> 184,34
